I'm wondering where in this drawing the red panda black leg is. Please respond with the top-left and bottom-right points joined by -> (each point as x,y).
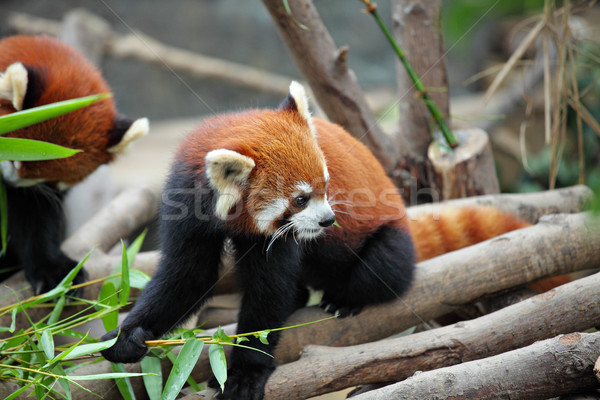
102,170 -> 227,363
3,183 -> 87,296
207,236 -> 303,400
309,225 -> 415,317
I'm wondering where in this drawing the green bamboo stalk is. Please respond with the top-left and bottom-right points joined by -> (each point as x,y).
360,0 -> 459,148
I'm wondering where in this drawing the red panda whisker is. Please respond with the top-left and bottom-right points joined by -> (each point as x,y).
331,209 -> 352,215
266,221 -> 295,253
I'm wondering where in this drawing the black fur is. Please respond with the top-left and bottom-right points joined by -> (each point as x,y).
0,181 -> 87,294
102,157 -> 416,399
21,65 -> 46,110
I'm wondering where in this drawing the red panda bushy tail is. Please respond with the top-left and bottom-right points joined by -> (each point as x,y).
407,206 -> 570,292
408,206 -> 529,262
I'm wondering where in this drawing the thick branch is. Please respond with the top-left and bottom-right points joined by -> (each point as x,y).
274,212 -> 599,364
352,332 -> 600,400
406,184 -> 591,222
61,187 -> 157,257
261,0 -> 399,173
264,271 -> 600,398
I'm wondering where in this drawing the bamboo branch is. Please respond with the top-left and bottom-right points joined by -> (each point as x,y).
352,331 -> 600,400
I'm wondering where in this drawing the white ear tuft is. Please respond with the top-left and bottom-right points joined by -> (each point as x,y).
205,149 -> 255,220
0,62 -> 28,111
289,81 -> 316,137
108,117 -> 149,154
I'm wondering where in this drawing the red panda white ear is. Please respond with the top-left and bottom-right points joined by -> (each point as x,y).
280,81 -> 316,138
205,149 -> 255,220
108,118 -> 149,154
0,62 -> 28,111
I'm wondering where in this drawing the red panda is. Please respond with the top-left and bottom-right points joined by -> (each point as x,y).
0,35 -> 148,293
102,82 -> 528,399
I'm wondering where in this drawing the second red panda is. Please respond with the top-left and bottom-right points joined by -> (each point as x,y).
0,35 -> 148,293
102,82 -> 527,399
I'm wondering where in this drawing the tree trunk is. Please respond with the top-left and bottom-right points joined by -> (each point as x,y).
264,271 -> 600,398
261,0 -> 399,174
352,332 -> 600,400
392,0 -> 449,156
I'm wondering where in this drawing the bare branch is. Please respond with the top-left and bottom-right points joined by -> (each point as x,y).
62,187 -> 157,257
7,12 -> 294,96
265,271 -> 600,398
352,332 -> 600,400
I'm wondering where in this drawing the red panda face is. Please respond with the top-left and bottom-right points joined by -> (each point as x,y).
202,82 -> 336,241
0,35 -> 148,189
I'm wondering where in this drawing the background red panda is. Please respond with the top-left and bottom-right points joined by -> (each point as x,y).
102,82 -> 529,399
0,35 -> 148,294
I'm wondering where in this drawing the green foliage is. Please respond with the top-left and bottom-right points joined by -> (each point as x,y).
0,243 -> 149,399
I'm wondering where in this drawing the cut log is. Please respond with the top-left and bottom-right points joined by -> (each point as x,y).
427,128 -> 500,200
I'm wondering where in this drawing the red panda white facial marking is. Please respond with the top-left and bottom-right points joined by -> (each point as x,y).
289,179 -> 335,240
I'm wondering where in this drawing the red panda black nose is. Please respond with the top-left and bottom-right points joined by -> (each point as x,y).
319,216 -> 336,227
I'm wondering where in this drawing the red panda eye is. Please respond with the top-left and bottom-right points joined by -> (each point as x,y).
294,196 -> 309,208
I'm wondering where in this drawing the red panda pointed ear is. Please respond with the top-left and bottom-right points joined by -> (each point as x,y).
0,62 -> 28,110
205,149 -> 255,220
107,116 -> 149,154
279,81 -> 317,137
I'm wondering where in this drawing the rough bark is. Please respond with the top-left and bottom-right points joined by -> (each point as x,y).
352,332 -> 600,400
261,0 -> 398,173
392,0 -> 449,156
263,271 -> 600,398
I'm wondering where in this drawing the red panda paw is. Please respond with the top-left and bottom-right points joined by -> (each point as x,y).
319,299 -> 363,318
100,326 -> 153,364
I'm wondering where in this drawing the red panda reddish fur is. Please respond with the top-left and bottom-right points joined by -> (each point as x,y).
0,35 -> 119,185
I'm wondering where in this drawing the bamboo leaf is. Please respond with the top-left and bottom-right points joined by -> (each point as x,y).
69,372 -> 148,381
40,330 -> 54,361
111,362 -> 137,400
97,282 -> 119,332
0,93 -> 111,135
258,330 -> 270,345
0,179 -> 6,256
119,240 -> 130,307
61,334 -> 118,361
162,339 -> 204,400
208,343 -> 227,393
0,137 -> 80,161
127,229 -> 147,266
141,356 -> 163,400
48,295 -> 66,326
